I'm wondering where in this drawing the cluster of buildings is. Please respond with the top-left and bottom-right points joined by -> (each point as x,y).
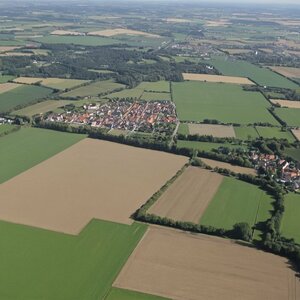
251,152 -> 300,191
45,100 -> 177,134
0,117 -> 13,125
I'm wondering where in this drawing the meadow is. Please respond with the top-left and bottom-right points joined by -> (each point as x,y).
0,127 -> 85,184
141,92 -> 171,101
0,124 -> 16,135
172,81 -> 278,125
0,219 -> 146,300
0,85 -> 52,113
177,123 -> 189,135
0,75 -> 14,83
284,147 -> 300,162
234,126 -> 259,140
275,107 -> 300,126
281,193 -> 300,244
255,126 -> 295,142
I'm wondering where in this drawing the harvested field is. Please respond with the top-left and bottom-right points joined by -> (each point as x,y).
0,52 -> 32,57
0,83 -> 19,94
114,226 -> 300,300
165,18 -> 190,23
269,66 -> 300,79
148,167 -> 223,222
0,46 -> 21,53
222,48 -> 253,55
205,20 -> 231,27
200,158 -> 256,175
292,129 -> 300,141
188,123 -> 236,137
88,28 -> 160,38
271,99 -> 300,109
182,73 -> 254,85
51,30 -> 84,36
0,138 -> 187,234
13,77 -> 42,84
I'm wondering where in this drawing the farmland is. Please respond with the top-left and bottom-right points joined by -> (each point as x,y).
0,127 -> 85,184
0,85 -> 52,113
148,167 -> 223,223
268,66 -> 300,79
234,126 -> 259,140
0,219 -> 147,300
271,99 -> 300,109
281,193 -> 300,243
88,28 -> 160,38
0,75 -> 15,83
106,288 -> 168,300
255,126 -> 295,142
275,108 -> 300,126
172,81 -> 278,125
177,140 -> 246,151
114,226 -> 300,300
200,177 -> 273,231
187,124 -> 236,137
292,129 -> 300,141
0,82 -> 19,93
0,138 -> 187,234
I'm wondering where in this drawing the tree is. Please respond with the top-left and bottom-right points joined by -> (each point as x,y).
231,222 -> 252,241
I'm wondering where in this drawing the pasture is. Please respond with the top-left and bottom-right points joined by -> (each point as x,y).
188,124 -> 236,137
256,126 -> 295,142
0,75 -> 15,83
172,81 -> 278,125
0,124 -> 16,135
281,193 -> 300,244
141,92 -> 171,101
177,123 -> 189,135
234,126 -> 259,140
0,219 -> 146,300
275,108 -> 300,126
0,85 -> 52,113
285,147 -> 300,162
148,167 -> 223,223
0,138 -> 187,234
0,127 -> 85,184
114,226 -> 299,300
61,80 -> 125,98
200,177 -> 273,231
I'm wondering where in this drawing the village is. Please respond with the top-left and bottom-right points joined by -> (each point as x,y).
44,99 -> 178,134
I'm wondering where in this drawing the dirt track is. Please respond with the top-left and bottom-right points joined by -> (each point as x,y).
148,167 -> 223,222
114,226 -> 300,300
0,139 -> 187,234
182,73 -> 254,84
188,123 -> 236,137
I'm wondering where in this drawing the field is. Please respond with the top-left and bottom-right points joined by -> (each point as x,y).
88,28 -> 160,38
177,140 -> 246,151
0,82 -> 19,94
0,219 -> 147,300
0,138 -> 187,234
106,288 -> 168,300
13,100 -> 74,116
271,99 -> 300,109
0,124 -> 16,135
0,75 -> 15,83
281,193 -> 300,244
140,92 -> 171,101
61,80 -> 125,98
285,147 -> 300,162
177,123 -> 189,135
182,73 -> 254,85
13,77 -> 42,84
172,81 -> 278,125
269,66 -> 300,79
208,57 -> 299,89
0,85 -> 52,113
200,177 -> 273,230
114,226 -> 300,300
200,158 -> 256,175
0,127 -> 85,184
275,107 -> 300,126
188,124 -> 236,137
234,126 -> 259,139
292,129 -> 300,141
148,167 -> 223,223
256,126 -> 295,142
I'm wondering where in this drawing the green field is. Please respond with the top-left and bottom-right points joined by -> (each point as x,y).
177,123 -> 189,135
0,219 -> 146,300
106,288 -> 168,300
0,85 -> 52,113
200,177 -> 273,233
275,108 -> 300,126
138,81 -> 170,92
255,126 -> 295,142
61,80 -> 125,98
208,57 -> 299,89
284,147 -> 300,162
281,193 -> 300,244
172,81 -> 278,125
0,75 -> 14,83
41,79 -> 89,90
141,92 -> 171,101
234,126 -> 259,140
0,124 -> 16,135
0,127 -> 85,184
177,140 -> 246,151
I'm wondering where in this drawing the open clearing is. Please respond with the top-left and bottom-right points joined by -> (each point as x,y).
271,99 -> 300,109
88,28 -> 160,38
292,129 -> 300,141
182,73 -> 254,85
0,138 -> 187,234
0,219 -> 146,300
0,82 -> 19,94
148,167 -> 223,223
200,158 -> 256,175
114,226 -> 300,300
269,66 -> 300,78
188,123 -> 236,137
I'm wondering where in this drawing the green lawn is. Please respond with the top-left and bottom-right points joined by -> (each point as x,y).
106,288 -> 168,300
200,177 -> 273,233
0,75 -> 14,83
255,126 -> 295,142
281,193 -> 300,244
208,57 -> 299,89
0,219 -> 146,300
0,85 -> 52,113
177,140 -> 246,151
0,127 -> 85,184
275,108 -> 300,126
234,126 -> 259,140
172,81 -> 278,125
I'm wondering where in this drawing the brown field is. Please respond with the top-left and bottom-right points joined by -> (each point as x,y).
188,123 -> 236,138
0,46 -> 21,53
51,30 -> 84,36
114,226 -> 300,300
287,50 -> 300,57
200,158 -> 257,175
277,39 -> 300,50
222,48 -> 253,55
0,52 -> 32,57
148,167 -> 223,223
165,18 -> 190,23
269,66 -> 300,79
0,83 -> 20,94
88,28 -> 160,38
13,77 -> 42,84
0,139 -> 187,234
182,73 -> 254,85
271,99 -> 300,109
205,19 -> 231,27
292,129 -> 300,141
